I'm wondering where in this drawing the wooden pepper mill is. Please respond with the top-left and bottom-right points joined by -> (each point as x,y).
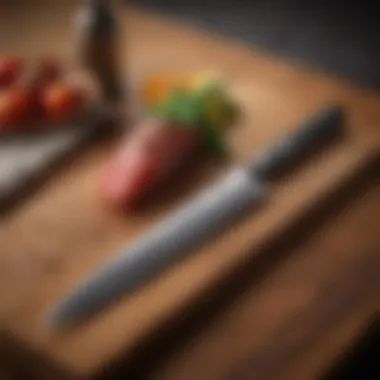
75,0 -> 124,107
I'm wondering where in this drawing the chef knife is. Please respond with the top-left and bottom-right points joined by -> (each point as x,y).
47,105 -> 344,328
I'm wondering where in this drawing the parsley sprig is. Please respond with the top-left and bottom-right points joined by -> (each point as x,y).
148,80 -> 238,157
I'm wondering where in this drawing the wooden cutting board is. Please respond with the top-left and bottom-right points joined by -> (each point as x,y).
0,3 -> 380,379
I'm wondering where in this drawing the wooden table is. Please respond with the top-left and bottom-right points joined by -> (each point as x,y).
0,2 -> 379,379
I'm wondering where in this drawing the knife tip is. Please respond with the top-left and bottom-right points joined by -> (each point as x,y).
44,308 -> 67,331
44,300 -> 82,331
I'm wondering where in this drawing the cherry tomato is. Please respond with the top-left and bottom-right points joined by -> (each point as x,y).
0,89 -> 30,131
34,59 -> 61,86
0,56 -> 23,88
24,86 -> 44,122
42,83 -> 85,122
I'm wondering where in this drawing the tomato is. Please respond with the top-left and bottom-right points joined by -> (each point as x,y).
0,89 -> 30,131
0,56 -> 23,88
25,86 -> 45,122
34,59 -> 61,86
42,83 -> 85,122
21,61 -> 60,123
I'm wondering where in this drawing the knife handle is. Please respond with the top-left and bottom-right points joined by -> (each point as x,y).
250,105 -> 345,181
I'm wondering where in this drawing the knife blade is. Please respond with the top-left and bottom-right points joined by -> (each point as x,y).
47,104 -> 344,328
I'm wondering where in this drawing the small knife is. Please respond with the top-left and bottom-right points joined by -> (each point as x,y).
47,105 -> 344,328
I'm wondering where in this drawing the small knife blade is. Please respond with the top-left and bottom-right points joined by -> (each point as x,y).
47,104 -> 344,328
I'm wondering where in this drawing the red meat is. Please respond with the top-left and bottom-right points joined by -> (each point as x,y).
99,119 -> 199,208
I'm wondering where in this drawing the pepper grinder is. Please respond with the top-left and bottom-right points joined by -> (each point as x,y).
75,0 -> 125,109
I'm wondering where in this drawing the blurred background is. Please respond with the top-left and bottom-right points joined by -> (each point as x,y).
130,0 -> 380,89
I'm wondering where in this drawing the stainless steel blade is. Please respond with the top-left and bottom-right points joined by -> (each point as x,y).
48,168 -> 265,327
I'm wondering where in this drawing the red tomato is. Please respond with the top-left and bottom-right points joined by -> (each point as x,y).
42,83 -> 85,122
0,56 -> 22,88
21,59 -> 61,121
100,119 -> 199,208
34,59 -> 61,86
24,86 -> 44,122
0,89 -> 30,131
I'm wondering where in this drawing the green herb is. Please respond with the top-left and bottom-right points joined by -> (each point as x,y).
149,89 -> 202,125
148,80 -> 239,157
197,119 -> 228,157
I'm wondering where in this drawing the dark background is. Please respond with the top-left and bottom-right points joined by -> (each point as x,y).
131,0 -> 380,89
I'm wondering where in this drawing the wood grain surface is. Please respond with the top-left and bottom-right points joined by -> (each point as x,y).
0,2 -> 380,378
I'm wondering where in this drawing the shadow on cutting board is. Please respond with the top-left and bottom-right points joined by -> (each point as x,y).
322,315 -> 380,380
0,329 -> 72,380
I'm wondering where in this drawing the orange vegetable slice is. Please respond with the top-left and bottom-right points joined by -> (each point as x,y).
140,70 -> 218,106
